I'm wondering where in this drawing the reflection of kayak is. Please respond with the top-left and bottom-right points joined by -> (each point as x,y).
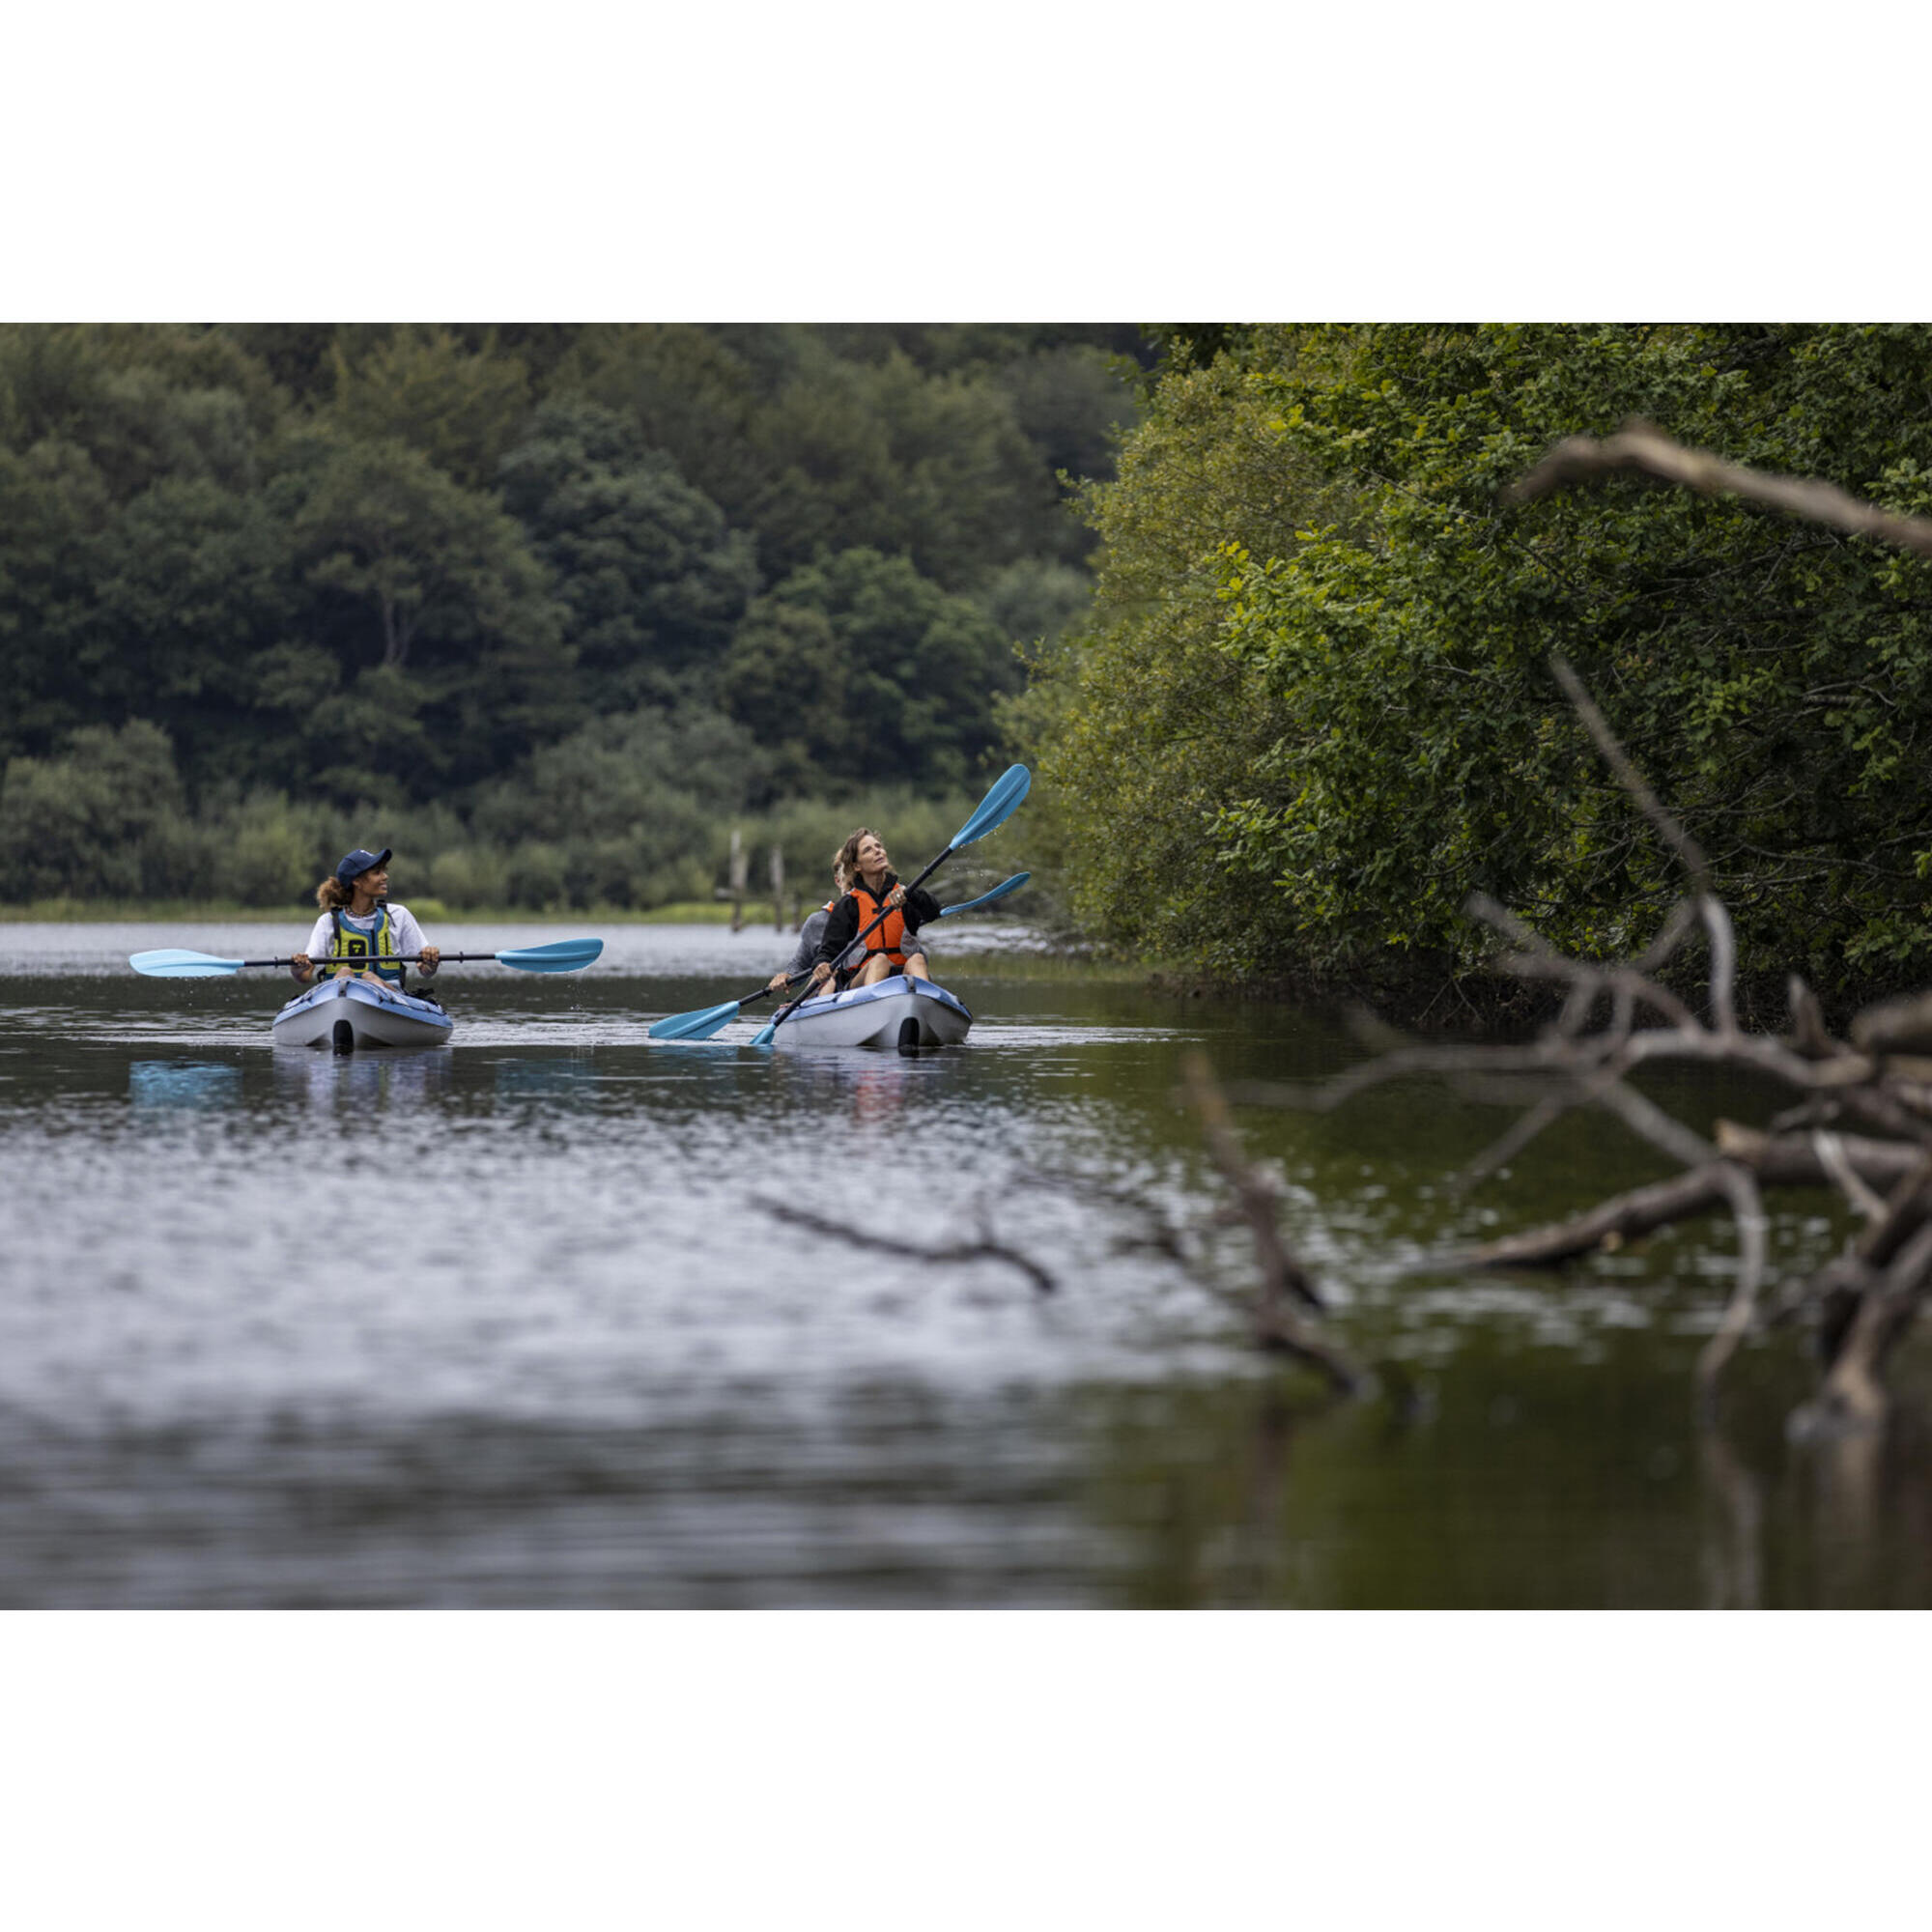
773,976 -> 972,1051
271,976 -> 454,1052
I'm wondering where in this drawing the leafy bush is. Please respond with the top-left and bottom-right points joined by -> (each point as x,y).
0,719 -> 209,898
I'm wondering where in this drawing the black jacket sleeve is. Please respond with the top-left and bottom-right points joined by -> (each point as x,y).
814,895 -> 860,968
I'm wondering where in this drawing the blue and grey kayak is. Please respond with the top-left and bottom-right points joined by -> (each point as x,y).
271,976 -> 455,1051
773,976 -> 972,1050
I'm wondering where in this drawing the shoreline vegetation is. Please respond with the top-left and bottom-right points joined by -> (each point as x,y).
16,325 -> 1932,1026
1012,325 -> 1932,1009
0,322 -> 1138,927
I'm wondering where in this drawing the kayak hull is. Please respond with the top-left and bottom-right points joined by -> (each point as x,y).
272,975 -> 455,1051
771,976 -> 972,1050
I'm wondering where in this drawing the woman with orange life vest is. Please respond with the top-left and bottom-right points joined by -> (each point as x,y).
805,828 -> 938,996
289,846 -> 441,991
766,846 -> 932,995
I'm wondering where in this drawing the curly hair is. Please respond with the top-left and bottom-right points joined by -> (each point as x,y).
313,874 -> 355,911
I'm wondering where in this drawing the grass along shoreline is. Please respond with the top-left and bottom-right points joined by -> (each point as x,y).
0,897 -> 760,925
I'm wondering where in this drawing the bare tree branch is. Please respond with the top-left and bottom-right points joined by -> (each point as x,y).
753,1198 -> 1058,1295
1177,1053 -> 1373,1395
1503,418 -> 1932,559
1549,652 -> 1714,895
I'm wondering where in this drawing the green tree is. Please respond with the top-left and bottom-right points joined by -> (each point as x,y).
0,719 -> 204,898
81,476 -> 300,785
1030,323 -> 1932,988
498,400 -> 758,710
1009,331 -> 1353,969
0,437 -> 112,761
326,327 -> 532,489
719,548 -> 1015,794
291,434 -> 577,795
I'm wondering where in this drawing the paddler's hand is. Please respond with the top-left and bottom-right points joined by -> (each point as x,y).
767,970 -> 791,993
418,946 -> 440,976
810,962 -> 834,992
885,884 -> 906,909
291,952 -> 312,985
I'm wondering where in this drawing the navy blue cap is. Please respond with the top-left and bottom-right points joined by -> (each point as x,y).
334,846 -> 392,883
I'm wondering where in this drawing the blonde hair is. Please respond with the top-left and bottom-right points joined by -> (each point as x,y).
833,828 -> 878,893
314,874 -> 355,911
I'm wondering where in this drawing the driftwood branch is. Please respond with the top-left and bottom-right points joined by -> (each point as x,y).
1502,418 -> 1932,560
1166,425 -> 1932,1436
1236,639 -> 1932,1431
753,1198 -> 1058,1295
1549,653 -> 1713,896
1176,1052 -> 1373,1395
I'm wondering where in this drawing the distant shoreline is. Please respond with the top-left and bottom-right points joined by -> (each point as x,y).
0,899 -> 765,926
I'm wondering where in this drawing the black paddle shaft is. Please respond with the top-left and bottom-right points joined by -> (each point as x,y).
264,951 -> 486,969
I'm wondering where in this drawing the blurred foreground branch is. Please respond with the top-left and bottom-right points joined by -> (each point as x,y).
1193,417 -> 1932,1434
1503,418 -> 1932,558
753,1198 -> 1058,1295
1232,641 -> 1932,1433
1177,1052 -> 1374,1396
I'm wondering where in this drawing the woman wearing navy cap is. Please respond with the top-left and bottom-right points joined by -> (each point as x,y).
290,847 -> 441,990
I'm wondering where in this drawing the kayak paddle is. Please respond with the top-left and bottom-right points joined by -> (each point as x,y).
130,938 -> 605,978
648,967 -> 815,1042
934,871 -> 1029,918
751,765 -> 1031,1048
647,875 -> 1031,1044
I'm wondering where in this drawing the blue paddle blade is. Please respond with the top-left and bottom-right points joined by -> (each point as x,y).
495,938 -> 603,972
748,1019 -> 779,1047
129,950 -> 245,977
949,764 -> 1031,850
649,1001 -> 743,1040
937,872 -> 1031,918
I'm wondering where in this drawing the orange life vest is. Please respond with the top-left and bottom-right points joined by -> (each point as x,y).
849,880 -> 907,967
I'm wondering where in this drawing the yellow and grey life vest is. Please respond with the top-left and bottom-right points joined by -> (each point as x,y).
321,905 -> 404,984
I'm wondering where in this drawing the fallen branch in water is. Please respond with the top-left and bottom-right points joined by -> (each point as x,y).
1226,664 -> 1932,1429
1456,1125 -> 1926,1268
1177,1051 -> 1374,1396
1168,426 -> 1932,1435
752,1197 -> 1058,1295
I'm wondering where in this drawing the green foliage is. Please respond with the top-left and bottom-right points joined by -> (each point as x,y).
326,327 -> 532,489
1026,324 -> 1932,988
0,720 -> 205,898
291,433 -> 576,793
970,557 -> 1094,648
0,324 -> 1140,906
719,548 -> 1016,794
498,400 -> 757,711
1009,333 -> 1354,970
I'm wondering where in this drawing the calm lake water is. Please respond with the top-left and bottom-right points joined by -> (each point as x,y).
3,919 -> 1929,1607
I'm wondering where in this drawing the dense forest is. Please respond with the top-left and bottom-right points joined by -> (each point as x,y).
15,321 -> 1932,1002
0,323 -> 1146,910
1013,325 -> 1932,996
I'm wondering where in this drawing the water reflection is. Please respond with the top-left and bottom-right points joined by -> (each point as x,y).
494,1054 -> 601,1102
271,1046 -> 454,1114
128,1060 -> 243,1112
1697,1427 -> 1764,1610
774,1051 -> 927,1126
9,945 -> 1932,1604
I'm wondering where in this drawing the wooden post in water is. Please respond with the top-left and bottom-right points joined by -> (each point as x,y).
771,842 -> 785,931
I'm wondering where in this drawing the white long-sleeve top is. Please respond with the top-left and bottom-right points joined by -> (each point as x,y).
302,903 -> 436,978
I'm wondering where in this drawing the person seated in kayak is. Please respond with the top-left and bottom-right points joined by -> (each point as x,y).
805,829 -> 938,995
768,850 -> 931,996
289,847 -> 440,991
